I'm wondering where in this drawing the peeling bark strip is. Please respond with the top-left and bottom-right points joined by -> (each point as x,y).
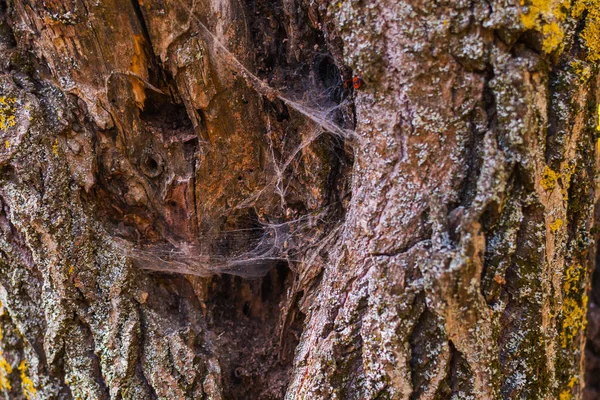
0,0 -> 599,399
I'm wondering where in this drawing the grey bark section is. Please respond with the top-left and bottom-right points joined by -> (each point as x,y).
0,0 -> 597,400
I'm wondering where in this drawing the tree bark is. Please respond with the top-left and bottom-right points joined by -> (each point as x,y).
0,0 -> 598,399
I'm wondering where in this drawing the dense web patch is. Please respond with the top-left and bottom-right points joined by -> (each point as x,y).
117,210 -> 341,278
180,1 -> 358,141
112,1 -> 355,278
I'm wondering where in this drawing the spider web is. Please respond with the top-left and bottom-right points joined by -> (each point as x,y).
113,1 -> 355,278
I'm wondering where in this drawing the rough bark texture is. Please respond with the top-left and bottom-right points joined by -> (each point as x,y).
0,0 -> 599,399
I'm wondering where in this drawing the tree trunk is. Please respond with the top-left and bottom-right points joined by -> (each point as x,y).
0,0 -> 598,398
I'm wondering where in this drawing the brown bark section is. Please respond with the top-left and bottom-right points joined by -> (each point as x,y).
0,0 -> 598,399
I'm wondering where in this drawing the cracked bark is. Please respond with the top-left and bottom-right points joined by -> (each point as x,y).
0,0 -> 599,399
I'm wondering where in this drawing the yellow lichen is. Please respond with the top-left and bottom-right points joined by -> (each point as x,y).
559,390 -> 571,400
520,0 -> 570,53
18,360 -> 36,400
0,354 -> 12,391
52,139 -> 59,157
573,0 -> 600,62
571,60 -> 592,82
563,263 -> 582,294
541,166 -> 558,190
0,96 -> 17,132
561,296 -> 587,348
559,376 -> 578,399
560,263 -> 588,349
560,162 -> 575,200
542,20 -> 565,52
550,218 -> 563,232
